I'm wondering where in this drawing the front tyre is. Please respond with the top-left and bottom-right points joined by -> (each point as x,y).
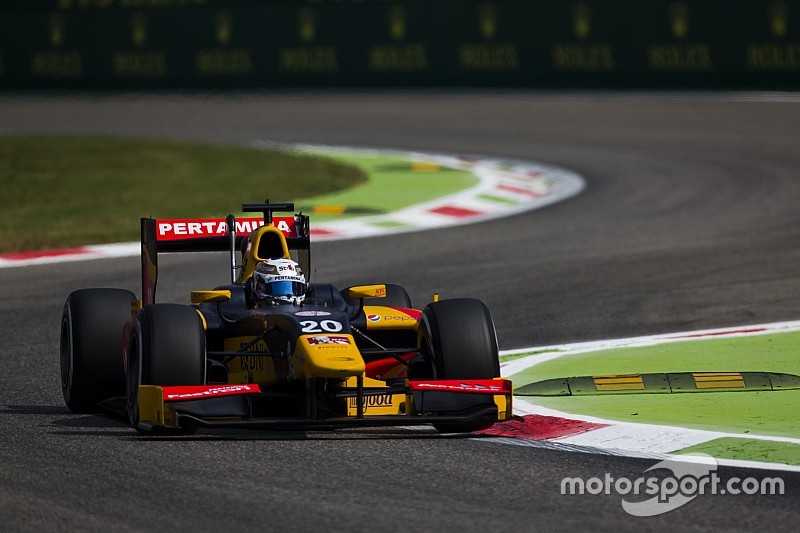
417,298 -> 500,432
126,304 -> 206,433
60,288 -> 136,413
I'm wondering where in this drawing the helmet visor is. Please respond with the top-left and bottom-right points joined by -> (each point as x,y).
263,280 -> 304,297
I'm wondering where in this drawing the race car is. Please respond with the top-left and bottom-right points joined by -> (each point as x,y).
59,201 -> 511,434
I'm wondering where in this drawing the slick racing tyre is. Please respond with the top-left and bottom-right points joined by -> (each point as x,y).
416,298 -> 500,433
60,288 -> 136,413
126,304 -> 206,434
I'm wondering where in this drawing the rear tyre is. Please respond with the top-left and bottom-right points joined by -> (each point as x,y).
416,298 -> 500,433
60,288 -> 136,413
126,304 -> 206,433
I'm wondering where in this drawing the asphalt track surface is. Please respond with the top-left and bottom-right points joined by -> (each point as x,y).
1,93 -> 799,530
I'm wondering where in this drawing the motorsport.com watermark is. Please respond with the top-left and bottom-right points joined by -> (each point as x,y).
561,454 -> 785,516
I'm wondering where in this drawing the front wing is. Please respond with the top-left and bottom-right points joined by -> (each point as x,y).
136,379 -> 513,432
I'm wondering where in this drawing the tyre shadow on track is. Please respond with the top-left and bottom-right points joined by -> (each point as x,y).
125,430 -> 486,442
1,405 -> 70,415
2,404 -> 137,436
54,428 -> 484,441
4,405 -> 488,441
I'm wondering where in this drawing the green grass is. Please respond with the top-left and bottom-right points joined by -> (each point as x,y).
673,437 -> 800,466
513,332 -> 800,383
0,135 -> 367,252
295,153 -> 477,222
531,391 -> 800,439
511,332 -> 800,439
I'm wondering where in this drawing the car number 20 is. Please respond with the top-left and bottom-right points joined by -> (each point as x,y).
300,320 -> 343,333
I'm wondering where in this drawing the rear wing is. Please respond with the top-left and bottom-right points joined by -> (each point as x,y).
141,204 -> 310,306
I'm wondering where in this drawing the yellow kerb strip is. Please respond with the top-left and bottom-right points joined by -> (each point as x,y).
313,205 -> 346,215
593,374 -> 645,391
693,372 -> 745,389
411,162 -> 440,172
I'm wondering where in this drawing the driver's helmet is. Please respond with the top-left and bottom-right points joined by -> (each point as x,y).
251,258 -> 306,305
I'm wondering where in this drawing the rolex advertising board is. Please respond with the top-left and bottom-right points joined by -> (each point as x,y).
0,0 -> 798,89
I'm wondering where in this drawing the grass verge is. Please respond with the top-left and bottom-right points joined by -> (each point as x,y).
531,391 -> 800,439
0,135 -> 367,253
512,332 -> 800,382
510,331 -> 800,439
673,437 -> 800,466
295,152 -> 477,222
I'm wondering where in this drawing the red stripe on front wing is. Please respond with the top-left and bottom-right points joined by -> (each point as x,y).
162,384 -> 262,401
365,351 -> 415,379
408,379 -> 512,394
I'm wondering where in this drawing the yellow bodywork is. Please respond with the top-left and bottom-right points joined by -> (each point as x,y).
191,290 -> 232,304
343,376 -> 405,416
363,305 -> 419,331
292,334 -> 365,379
222,334 -> 366,384
224,336 -> 280,384
130,299 -> 143,322
236,225 -> 292,283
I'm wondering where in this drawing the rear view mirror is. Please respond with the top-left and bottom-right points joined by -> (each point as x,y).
347,284 -> 387,299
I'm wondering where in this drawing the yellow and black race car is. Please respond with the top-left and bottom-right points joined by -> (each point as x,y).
60,202 -> 511,434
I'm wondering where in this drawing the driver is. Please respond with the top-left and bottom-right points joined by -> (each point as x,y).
251,258 -> 307,306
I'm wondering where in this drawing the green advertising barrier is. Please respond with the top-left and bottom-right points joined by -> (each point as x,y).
1,0 -> 798,89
